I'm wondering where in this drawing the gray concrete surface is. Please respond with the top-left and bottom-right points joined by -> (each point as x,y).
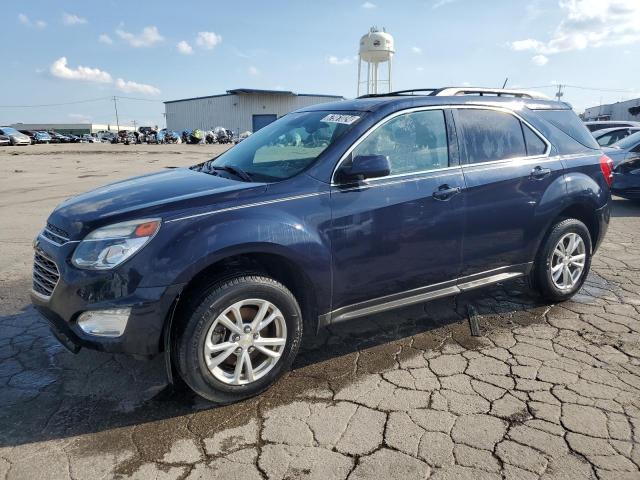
0,143 -> 639,479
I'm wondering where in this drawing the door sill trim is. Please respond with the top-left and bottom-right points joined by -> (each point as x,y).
320,263 -> 532,326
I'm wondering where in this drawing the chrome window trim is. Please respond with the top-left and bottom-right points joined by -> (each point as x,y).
330,104 -> 552,185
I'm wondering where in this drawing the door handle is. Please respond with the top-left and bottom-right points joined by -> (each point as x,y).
530,166 -> 552,180
433,184 -> 462,201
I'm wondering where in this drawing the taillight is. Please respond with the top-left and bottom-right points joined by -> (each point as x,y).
599,154 -> 614,187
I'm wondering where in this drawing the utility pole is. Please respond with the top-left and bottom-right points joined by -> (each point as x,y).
112,96 -> 120,133
555,84 -> 564,102
132,120 -> 137,130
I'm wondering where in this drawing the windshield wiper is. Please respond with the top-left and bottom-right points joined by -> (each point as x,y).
205,164 -> 253,182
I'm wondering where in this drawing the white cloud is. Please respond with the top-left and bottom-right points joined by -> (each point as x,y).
99,34 -> 113,45
177,40 -> 193,55
115,78 -> 161,95
68,113 -> 92,122
248,66 -> 259,75
532,54 -> 549,66
328,55 -> 353,65
411,46 -> 422,54
196,31 -> 222,50
416,66 -> 425,72
361,2 -> 377,8
433,0 -> 457,8
116,26 -> 164,47
510,0 -> 640,55
62,13 -> 87,26
49,57 -> 112,83
18,13 -> 46,28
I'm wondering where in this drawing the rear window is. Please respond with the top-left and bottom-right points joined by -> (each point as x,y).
538,110 -> 599,149
457,109 -> 526,164
523,124 -> 547,156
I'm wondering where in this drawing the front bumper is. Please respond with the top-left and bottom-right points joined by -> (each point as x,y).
611,172 -> 640,200
30,235 -> 185,356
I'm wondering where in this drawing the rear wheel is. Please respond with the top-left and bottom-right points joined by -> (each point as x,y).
533,218 -> 592,302
174,275 -> 303,403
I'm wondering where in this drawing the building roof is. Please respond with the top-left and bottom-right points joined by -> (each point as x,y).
164,88 -> 344,104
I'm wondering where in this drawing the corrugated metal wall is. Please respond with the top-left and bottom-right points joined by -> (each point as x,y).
165,94 -> 342,133
583,97 -> 640,121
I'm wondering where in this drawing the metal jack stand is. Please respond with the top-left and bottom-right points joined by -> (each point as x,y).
466,305 -> 482,337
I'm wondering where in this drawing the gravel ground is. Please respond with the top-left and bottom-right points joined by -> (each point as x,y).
0,144 -> 639,480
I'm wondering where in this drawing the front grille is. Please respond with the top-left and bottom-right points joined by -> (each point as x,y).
32,251 -> 60,298
42,223 -> 70,245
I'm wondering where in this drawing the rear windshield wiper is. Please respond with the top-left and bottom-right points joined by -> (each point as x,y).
205,164 -> 253,182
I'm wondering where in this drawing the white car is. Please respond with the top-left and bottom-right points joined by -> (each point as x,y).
0,127 -> 31,146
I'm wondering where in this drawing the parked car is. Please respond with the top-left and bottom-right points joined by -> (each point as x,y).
0,135 -> 10,146
66,134 -> 82,143
49,132 -> 71,143
584,120 -> 640,132
605,131 -> 640,200
18,130 -> 38,144
0,126 -> 31,145
31,87 -> 611,403
81,134 -> 100,143
592,127 -> 640,147
34,131 -> 52,144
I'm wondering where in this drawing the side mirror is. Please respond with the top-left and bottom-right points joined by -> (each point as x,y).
337,154 -> 391,183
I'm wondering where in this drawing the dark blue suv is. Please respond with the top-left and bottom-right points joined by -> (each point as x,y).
31,87 -> 612,403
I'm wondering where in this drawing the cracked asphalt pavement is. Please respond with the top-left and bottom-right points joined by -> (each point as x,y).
1,144 -> 639,479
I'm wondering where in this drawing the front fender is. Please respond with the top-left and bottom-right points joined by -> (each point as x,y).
139,191 -> 333,314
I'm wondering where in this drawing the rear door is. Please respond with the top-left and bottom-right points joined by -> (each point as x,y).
453,107 -> 564,278
328,108 -> 466,316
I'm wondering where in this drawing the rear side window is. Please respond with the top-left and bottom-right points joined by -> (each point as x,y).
537,110 -> 600,149
457,109 -> 526,163
523,124 -> 547,156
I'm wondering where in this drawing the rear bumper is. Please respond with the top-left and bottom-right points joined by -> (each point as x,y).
593,202 -> 610,253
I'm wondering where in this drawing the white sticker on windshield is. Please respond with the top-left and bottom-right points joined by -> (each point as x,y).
321,114 -> 360,125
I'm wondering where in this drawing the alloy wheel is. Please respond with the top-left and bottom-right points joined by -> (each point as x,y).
550,232 -> 586,290
203,299 -> 287,385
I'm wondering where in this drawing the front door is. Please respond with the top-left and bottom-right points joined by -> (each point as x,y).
328,109 -> 465,319
453,107 -> 565,278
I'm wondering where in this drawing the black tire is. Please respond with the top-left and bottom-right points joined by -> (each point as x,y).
173,275 -> 303,404
533,218 -> 592,302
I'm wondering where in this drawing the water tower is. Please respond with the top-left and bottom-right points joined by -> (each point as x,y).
357,27 -> 395,96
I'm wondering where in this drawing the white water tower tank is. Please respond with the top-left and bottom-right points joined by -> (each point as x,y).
357,27 -> 394,96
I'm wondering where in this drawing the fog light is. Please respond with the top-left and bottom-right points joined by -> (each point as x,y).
77,308 -> 131,337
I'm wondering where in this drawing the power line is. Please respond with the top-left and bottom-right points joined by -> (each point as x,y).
0,97 -> 111,108
0,95 -> 163,108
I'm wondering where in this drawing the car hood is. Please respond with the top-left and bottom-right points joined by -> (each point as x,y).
48,168 -> 266,238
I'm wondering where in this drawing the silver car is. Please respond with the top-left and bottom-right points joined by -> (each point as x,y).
0,126 -> 31,146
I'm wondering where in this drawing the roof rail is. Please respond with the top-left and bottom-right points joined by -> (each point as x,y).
433,87 -> 551,100
357,88 -> 438,99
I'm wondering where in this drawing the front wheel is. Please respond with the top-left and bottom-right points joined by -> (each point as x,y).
173,275 -> 303,403
533,218 -> 592,302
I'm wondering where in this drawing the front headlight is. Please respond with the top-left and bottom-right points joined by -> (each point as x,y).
71,218 -> 161,270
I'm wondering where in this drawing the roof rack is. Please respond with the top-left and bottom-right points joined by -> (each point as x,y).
432,87 -> 550,100
357,88 -> 438,99
357,87 -> 550,100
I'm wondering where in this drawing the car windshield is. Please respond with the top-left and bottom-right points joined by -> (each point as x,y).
0,127 -> 19,134
612,131 -> 640,150
193,111 -> 364,182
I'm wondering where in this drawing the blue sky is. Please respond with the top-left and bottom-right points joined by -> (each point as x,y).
2,0 -> 639,127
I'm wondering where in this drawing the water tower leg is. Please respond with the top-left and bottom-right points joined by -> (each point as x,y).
367,62 -> 371,95
357,58 -> 362,97
388,57 -> 392,93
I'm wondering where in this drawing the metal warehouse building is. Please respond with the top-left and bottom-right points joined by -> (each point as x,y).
164,88 -> 344,134
583,97 -> 640,122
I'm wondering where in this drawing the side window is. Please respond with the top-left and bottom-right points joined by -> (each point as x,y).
523,124 -> 547,155
457,109 -> 526,164
352,110 -> 449,175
